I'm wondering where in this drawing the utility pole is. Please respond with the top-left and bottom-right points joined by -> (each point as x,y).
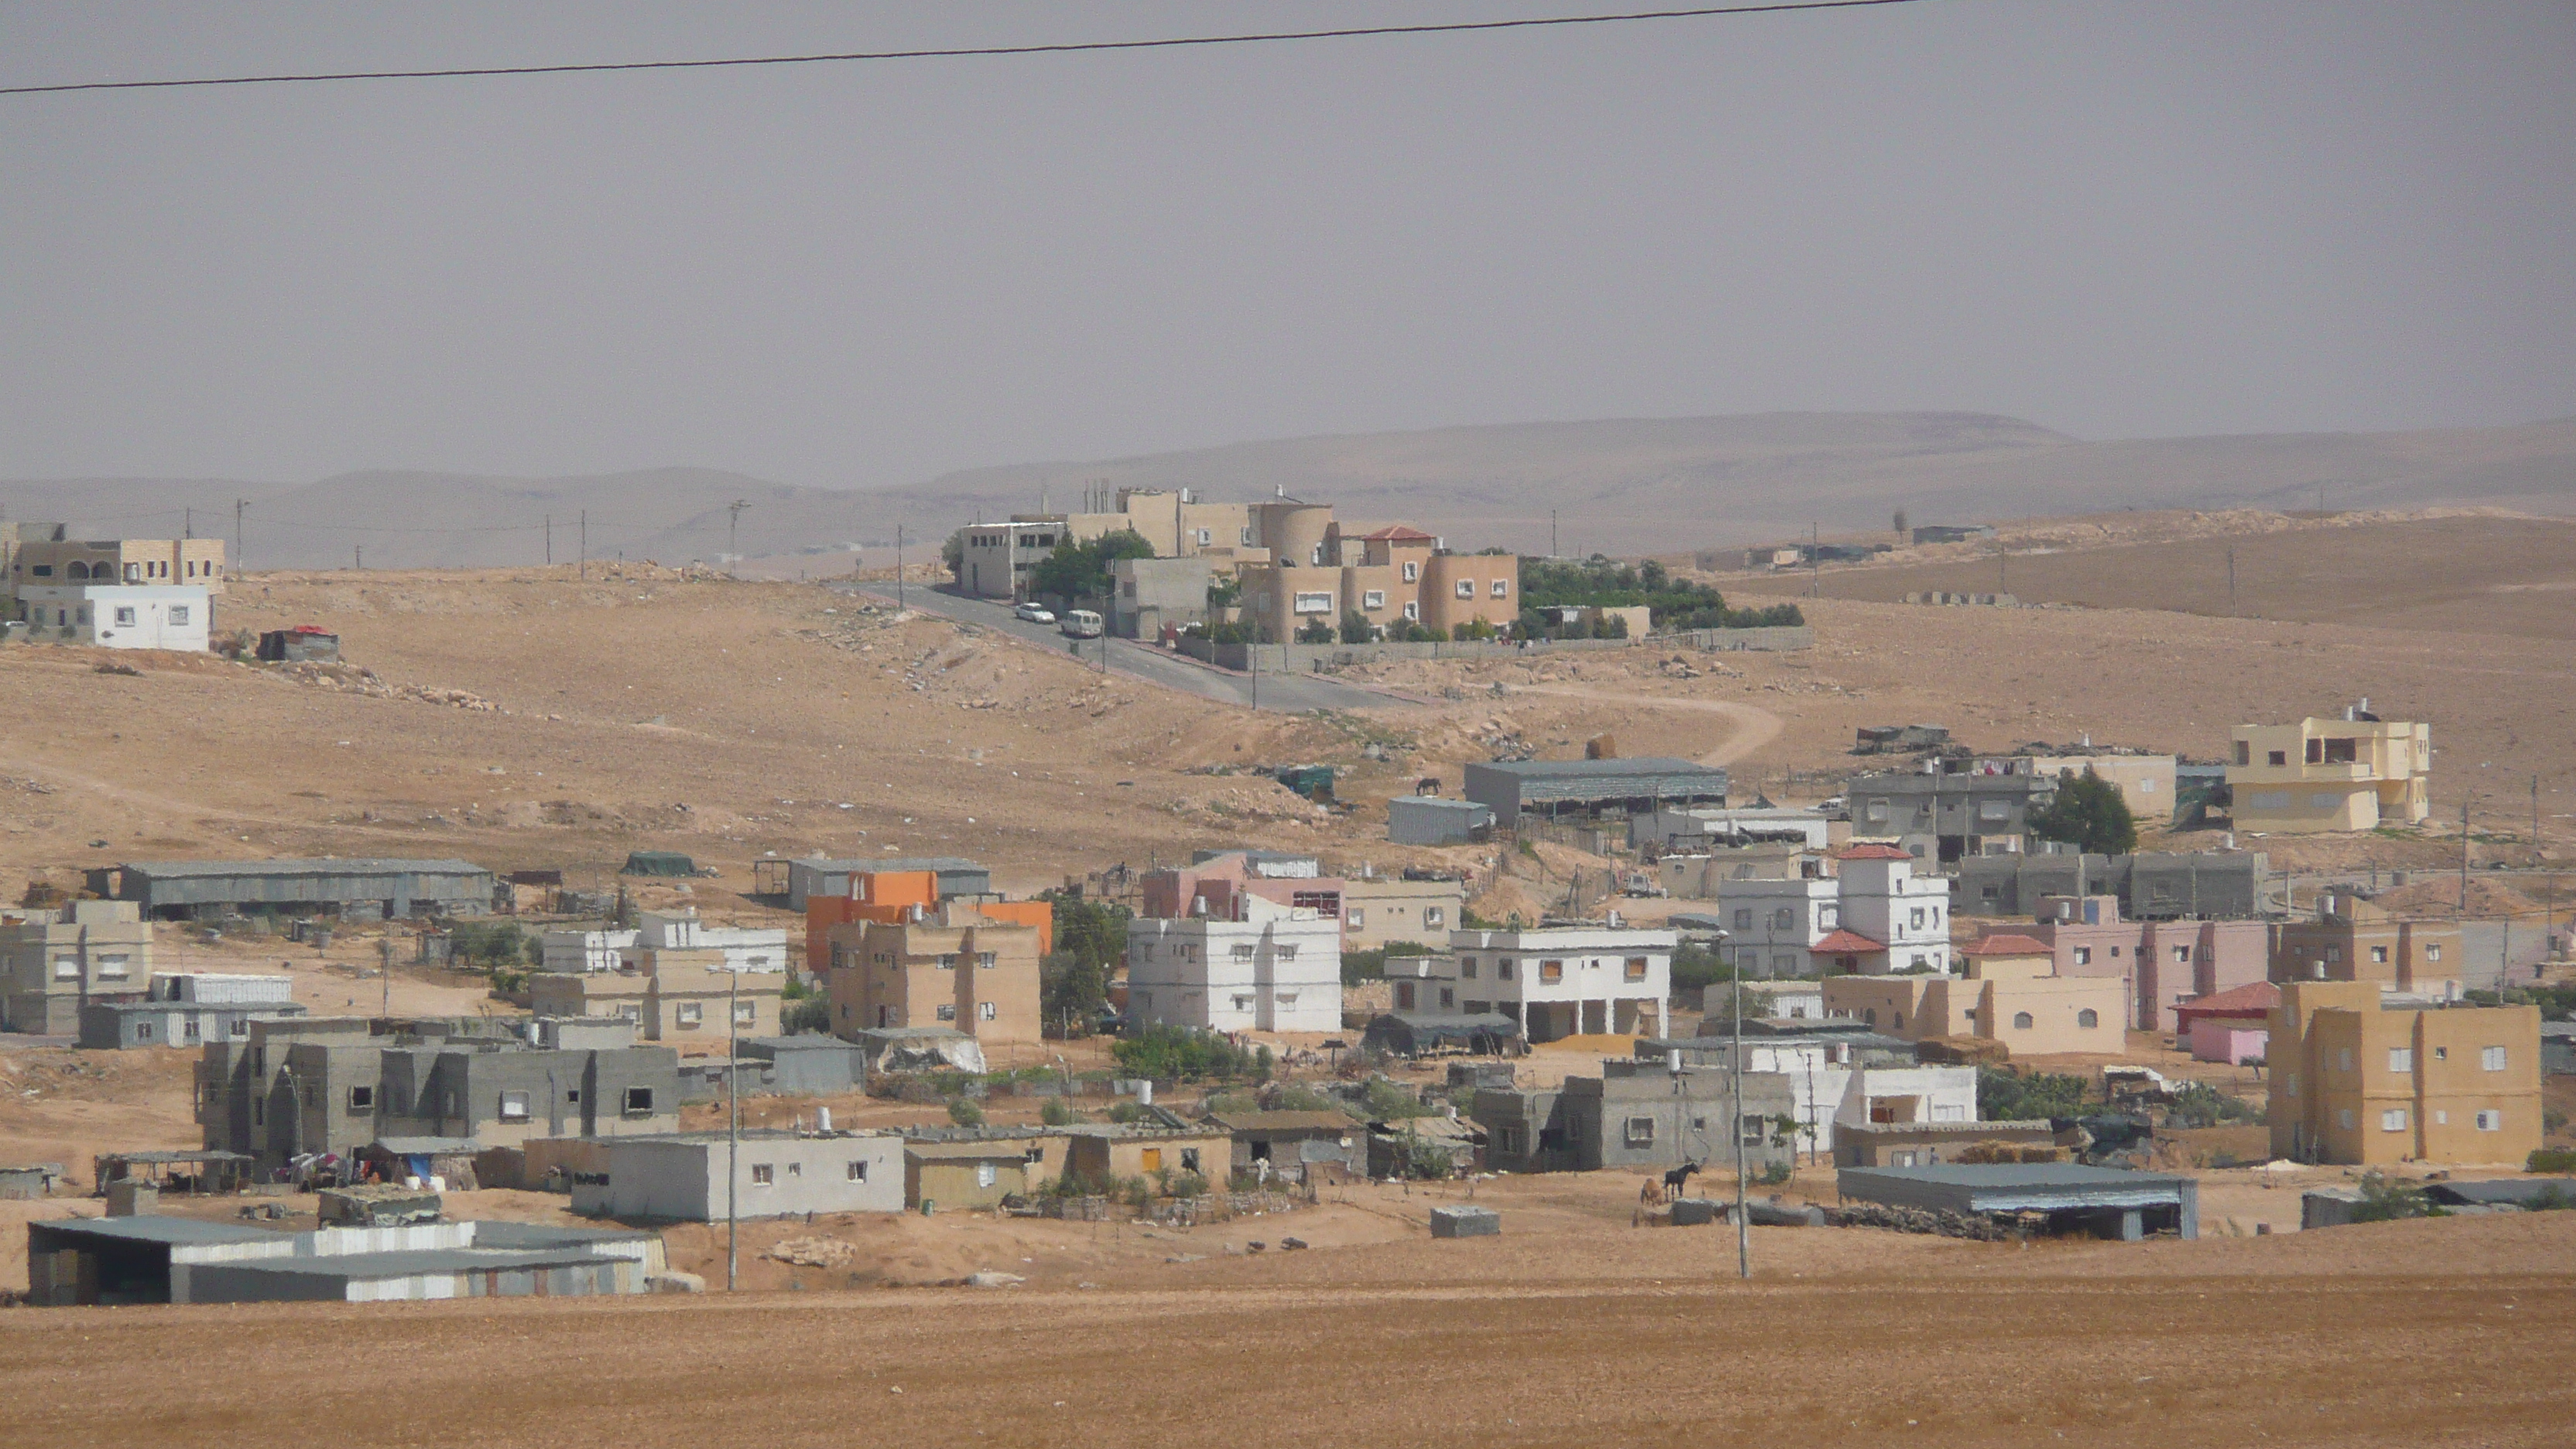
1810,523 -> 1821,598
1249,618 -> 1260,712
545,515 -> 553,565
728,965 -> 740,1290
896,524 -> 905,613
379,937 -> 392,1019
2226,546 -> 2237,615
354,545 -> 362,570
727,499 -> 749,576
235,498 -> 248,574
2461,796 -> 2474,913
1732,953 -> 1749,1280
1550,510 -> 1558,559
2535,775 -> 2545,868
184,507 -> 193,540
578,510 -> 587,581
1999,540 -> 2009,597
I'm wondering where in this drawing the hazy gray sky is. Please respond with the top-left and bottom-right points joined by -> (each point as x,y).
5,2 -> 2572,491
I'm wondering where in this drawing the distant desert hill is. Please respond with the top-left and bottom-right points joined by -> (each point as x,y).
7,411 -> 2571,567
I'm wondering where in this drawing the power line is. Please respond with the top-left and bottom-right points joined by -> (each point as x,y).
0,1 -> 1924,98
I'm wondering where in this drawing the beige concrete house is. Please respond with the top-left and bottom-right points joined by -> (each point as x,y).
5,524 -> 226,603
823,903 -> 1043,1049
2270,889 -> 2461,992
2228,711 -> 2430,834
1822,936 -> 2126,1057
1340,875 -> 1463,951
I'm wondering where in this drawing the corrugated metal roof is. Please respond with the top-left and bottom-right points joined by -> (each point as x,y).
1473,758 -> 1721,781
33,1214 -> 276,1245
118,858 -> 489,879
1843,1164 -> 2190,1189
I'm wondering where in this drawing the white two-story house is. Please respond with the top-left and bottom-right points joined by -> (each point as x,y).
1401,924 -> 1676,1043
1126,893 -> 1342,1033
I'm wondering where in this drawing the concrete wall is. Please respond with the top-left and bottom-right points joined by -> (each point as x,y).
577,1133 -> 904,1220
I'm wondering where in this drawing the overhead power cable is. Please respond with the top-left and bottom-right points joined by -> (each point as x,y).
0,1 -> 1923,98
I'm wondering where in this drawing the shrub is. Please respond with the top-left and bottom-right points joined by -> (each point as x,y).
1361,1077 -> 1431,1121
1112,1023 -> 1262,1081
1338,609 -> 1374,645
1040,1098 -> 1074,1126
1108,1100 -> 1149,1125
2349,1170 -> 2440,1223
946,1097 -> 986,1128
1158,1169 -> 1210,1199
2523,1183 -> 2576,1213
1757,1162 -> 1793,1186
781,999 -> 831,1035
2166,1081 -> 2262,1129
1296,617 -> 1334,644
2528,1148 -> 2576,1174
2543,1108 -> 2568,1136
1269,1084 -> 1346,1115
1977,1068 -> 2090,1122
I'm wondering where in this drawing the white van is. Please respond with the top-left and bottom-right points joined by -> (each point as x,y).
1059,609 -> 1104,639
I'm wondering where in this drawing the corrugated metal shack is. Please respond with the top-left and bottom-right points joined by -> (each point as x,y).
94,858 -> 495,920
1463,758 -> 1729,827
776,855 -> 990,909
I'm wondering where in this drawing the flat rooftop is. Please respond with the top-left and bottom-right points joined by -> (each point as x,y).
118,858 -> 489,878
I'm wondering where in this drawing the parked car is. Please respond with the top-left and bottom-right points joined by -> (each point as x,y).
1059,609 -> 1104,639
1013,601 -> 1057,624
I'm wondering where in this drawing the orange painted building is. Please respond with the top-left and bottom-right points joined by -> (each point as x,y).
803,869 -> 1050,976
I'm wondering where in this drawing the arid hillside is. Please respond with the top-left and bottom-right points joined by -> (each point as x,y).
3,531 -> 2571,913
1732,509 -> 2576,641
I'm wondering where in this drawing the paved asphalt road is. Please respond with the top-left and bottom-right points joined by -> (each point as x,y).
835,583 -> 1420,714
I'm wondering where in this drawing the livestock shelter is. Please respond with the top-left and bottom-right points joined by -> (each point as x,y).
22,1216 -> 659,1305
95,858 -> 495,921
1463,758 -> 1729,827
1836,1163 -> 2200,1240
618,852 -> 700,879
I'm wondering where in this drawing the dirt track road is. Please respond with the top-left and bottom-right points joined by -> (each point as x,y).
1511,685 -> 1785,765
5,1211 -> 2566,1448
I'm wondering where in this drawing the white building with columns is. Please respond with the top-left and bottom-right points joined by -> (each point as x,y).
1396,924 -> 1676,1043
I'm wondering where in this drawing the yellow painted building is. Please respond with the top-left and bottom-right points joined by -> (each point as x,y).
1821,936 -> 2126,1057
2228,716 -> 2430,834
2266,981 -> 2541,1166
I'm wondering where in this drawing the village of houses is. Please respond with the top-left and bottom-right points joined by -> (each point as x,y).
2,502 -> 2571,1310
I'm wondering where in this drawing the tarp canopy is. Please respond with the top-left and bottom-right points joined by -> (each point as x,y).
619,851 -> 698,877
1360,1012 -> 1524,1058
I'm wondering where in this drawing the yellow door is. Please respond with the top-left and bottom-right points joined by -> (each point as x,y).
1142,1149 -> 1163,1173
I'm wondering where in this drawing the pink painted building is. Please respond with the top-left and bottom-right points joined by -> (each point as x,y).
1974,895 -> 2269,1033
2173,980 -> 2280,1064
1139,851 -> 1345,923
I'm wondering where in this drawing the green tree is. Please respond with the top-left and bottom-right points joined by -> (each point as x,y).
940,529 -> 966,581
1112,1024 -> 1262,1081
2028,768 -> 2139,855
1296,616 -> 1334,643
1039,890 -> 1128,1033
1338,609 -> 1375,644
1029,529 -> 1156,601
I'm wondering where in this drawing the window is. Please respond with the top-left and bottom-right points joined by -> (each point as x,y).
1232,943 -> 1257,961
1403,601 -> 1419,622
1491,579 -> 1509,598
1771,908 -> 1796,930
2285,1073 -> 2298,1098
846,1160 -> 869,1181
1362,589 -> 1386,610
2108,946 -> 2121,958
1733,908 -> 1753,930
2475,1110 -> 2502,1132
97,954 -> 130,980
348,1085 -> 374,1112
2370,946 -> 2388,964
2324,946 -> 2341,964
2482,1046 -> 2508,1071
2380,1108 -> 2407,1132
1401,560 -> 1419,582
1423,907 -> 1444,929
1394,983 -> 1416,1011
2267,751 -> 2287,767
135,1022 -> 154,1041
2077,1009 -> 2098,1029
51,956 -> 78,981
752,1164 -> 774,1186
1497,961 -> 1514,981
2072,947 -> 2091,966
114,606 -> 136,626
624,1087 -> 655,1114
2234,741 -> 2251,766
2338,1108 -> 2355,1131
1978,800 -> 2010,822
1454,579 -> 1475,599
1293,591 -> 1333,615
1439,988 -> 1454,1009
936,1003 -> 958,1022
2173,945 -> 2191,962
1464,999 -> 1489,1016
1623,957 -> 1649,983
170,605 -> 190,625
1738,1114 -> 1767,1147
499,1090 -> 532,1122
1909,908 -> 1926,929
1540,961 -> 1564,984
2432,1046 -> 2446,1061
2012,1012 -> 2034,1030
1196,528 -> 1212,546
1460,958 -> 1477,979
1624,1116 -> 1656,1147
937,954 -> 959,970
2388,1048 -> 2412,1074
978,1001 -> 997,1021
2425,945 -> 2441,962
676,1002 -> 704,1027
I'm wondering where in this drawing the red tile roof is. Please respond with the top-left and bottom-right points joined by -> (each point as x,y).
1351,525 -> 1437,542
1837,844 -> 1913,861
2175,981 -> 2281,1019
1962,933 -> 2056,957
1808,928 -> 1887,954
